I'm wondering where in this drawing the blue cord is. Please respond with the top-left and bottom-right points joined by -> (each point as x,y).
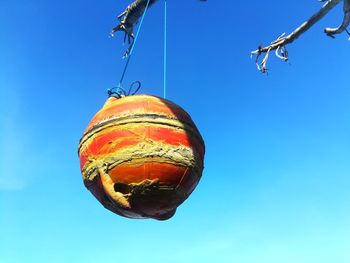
115,0 -> 152,91
118,55 -> 131,87
108,80 -> 141,98
163,0 -> 167,99
129,0 -> 152,56
111,0 -> 168,100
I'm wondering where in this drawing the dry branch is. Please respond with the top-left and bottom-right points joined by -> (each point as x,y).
251,0 -> 350,73
325,0 -> 350,35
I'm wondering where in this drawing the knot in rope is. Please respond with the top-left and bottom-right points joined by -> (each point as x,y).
108,81 -> 141,99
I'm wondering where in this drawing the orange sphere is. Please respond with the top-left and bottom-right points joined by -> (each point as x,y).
78,95 -> 205,220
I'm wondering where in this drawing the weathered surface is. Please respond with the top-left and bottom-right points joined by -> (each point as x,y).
78,95 -> 205,220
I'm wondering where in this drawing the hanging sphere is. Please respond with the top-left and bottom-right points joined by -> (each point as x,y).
78,95 -> 205,220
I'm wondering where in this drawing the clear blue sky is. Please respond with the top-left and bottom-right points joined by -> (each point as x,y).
1,0 -> 350,262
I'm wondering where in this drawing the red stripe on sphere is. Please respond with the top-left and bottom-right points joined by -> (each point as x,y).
78,95 -> 205,220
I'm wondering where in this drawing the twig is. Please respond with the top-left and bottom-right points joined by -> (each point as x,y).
325,0 -> 350,36
251,0 -> 343,73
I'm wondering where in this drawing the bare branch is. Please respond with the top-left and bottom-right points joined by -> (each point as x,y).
325,0 -> 350,36
251,0 -> 343,73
